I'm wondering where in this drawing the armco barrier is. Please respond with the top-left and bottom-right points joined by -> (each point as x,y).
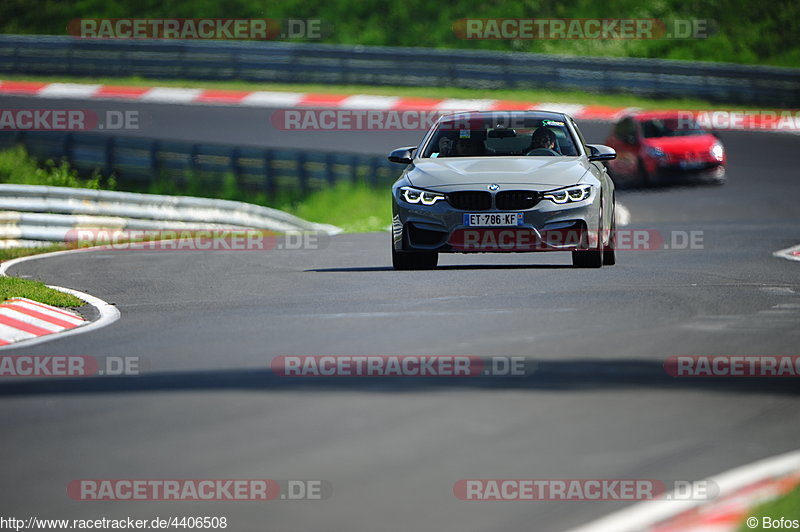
0,131 -> 400,192
0,35 -> 798,106
0,184 -> 341,247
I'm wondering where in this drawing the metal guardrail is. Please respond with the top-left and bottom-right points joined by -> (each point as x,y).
1,34 -> 798,106
0,184 -> 341,247
0,131 -> 400,193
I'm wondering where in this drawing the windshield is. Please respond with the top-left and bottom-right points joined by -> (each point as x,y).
422,115 -> 581,157
641,118 -> 707,138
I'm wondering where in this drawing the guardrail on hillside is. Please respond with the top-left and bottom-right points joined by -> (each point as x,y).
0,131 -> 400,192
0,184 -> 341,248
0,35 -> 798,106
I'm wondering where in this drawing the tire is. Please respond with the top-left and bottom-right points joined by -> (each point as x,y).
392,246 -> 438,270
572,249 -> 603,268
573,203 -> 604,268
603,212 -> 616,266
637,158 -> 652,187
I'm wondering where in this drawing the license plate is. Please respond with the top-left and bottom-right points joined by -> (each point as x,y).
680,160 -> 704,169
463,213 -> 524,227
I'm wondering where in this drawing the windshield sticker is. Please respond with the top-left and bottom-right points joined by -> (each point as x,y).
542,120 -> 565,127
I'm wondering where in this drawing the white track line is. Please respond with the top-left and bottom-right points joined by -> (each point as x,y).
37,83 -> 101,98
140,87 -> 203,103
537,102 -> 586,115
0,248 -> 120,350
565,449 -> 800,532
240,91 -> 305,107
435,98 -> 497,110
339,94 -> 400,109
773,244 -> 800,262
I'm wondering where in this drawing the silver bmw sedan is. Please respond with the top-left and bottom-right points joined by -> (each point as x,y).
389,110 -> 617,269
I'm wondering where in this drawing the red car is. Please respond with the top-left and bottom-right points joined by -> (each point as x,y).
605,111 -> 726,187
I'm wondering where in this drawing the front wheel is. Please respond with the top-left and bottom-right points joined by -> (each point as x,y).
637,158 -> 653,187
573,205 -> 604,268
603,215 -> 616,266
392,246 -> 438,270
572,249 -> 603,268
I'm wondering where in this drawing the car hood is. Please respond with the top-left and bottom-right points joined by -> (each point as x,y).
407,157 -> 591,191
644,134 -> 718,154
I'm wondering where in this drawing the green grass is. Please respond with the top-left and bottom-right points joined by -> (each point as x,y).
0,244 -> 70,262
737,483 -> 800,531
279,180 -> 390,233
0,0 -> 798,67
1,73 -> 785,111
0,145 -> 112,189
0,276 -> 83,307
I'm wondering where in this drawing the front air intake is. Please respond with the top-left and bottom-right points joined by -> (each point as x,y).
447,191 -> 492,210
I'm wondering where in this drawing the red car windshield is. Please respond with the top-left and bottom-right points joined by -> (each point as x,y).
641,118 -> 707,138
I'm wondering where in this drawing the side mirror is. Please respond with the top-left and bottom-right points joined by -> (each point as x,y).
587,144 -> 617,161
388,146 -> 416,164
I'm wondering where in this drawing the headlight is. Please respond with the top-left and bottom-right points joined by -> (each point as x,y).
542,185 -> 592,204
645,146 -> 666,158
710,142 -> 724,161
399,186 -> 446,206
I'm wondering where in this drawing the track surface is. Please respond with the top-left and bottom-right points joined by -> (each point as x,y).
1,95 -> 799,531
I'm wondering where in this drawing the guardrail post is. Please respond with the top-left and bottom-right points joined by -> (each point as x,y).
350,155 -> 359,183
229,147 -> 239,180
104,136 -> 114,178
296,152 -> 308,192
63,133 -> 73,166
148,141 -> 158,185
261,149 -> 272,194
189,143 -> 199,175
368,156 -> 379,186
325,154 -> 335,186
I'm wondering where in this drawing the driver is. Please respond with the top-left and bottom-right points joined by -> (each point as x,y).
527,127 -> 559,155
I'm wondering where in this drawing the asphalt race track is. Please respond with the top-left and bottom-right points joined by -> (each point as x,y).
1,95 -> 799,531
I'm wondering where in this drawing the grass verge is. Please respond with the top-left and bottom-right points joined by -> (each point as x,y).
0,74 -> 783,112
0,145 -> 110,189
280,180 -> 390,233
0,244 -> 70,262
0,146 -> 391,235
737,482 -> 800,531
0,276 -> 83,307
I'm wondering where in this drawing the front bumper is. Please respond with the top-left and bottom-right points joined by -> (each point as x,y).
650,160 -> 726,182
392,191 -> 603,253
